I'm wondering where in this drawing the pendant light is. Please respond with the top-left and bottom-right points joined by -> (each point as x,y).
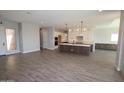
80,21 -> 87,32
80,21 -> 83,33
65,24 -> 69,42
65,24 -> 68,32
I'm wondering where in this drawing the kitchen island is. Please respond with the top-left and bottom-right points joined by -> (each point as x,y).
59,43 -> 93,56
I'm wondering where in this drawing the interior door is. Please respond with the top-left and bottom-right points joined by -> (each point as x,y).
0,26 -> 6,56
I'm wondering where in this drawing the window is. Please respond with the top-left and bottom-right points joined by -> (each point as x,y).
111,33 -> 118,42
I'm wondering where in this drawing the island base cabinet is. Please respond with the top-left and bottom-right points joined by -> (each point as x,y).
59,45 -> 90,56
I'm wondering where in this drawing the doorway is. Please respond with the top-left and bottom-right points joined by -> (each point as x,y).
5,28 -> 16,52
0,27 -> 17,56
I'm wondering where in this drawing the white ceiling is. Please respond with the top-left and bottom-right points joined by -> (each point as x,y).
0,10 -> 120,29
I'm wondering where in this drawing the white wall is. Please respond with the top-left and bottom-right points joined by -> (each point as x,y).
20,23 -> 40,53
93,27 -> 119,44
93,18 -> 120,44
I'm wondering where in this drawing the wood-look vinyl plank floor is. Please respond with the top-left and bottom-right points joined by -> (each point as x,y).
0,49 -> 123,82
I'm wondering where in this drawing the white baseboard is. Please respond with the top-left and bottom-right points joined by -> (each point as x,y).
22,49 -> 40,53
47,48 -> 55,50
47,47 -> 56,50
6,51 -> 21,55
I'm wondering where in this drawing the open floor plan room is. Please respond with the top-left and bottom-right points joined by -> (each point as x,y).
0,10 -> 124,82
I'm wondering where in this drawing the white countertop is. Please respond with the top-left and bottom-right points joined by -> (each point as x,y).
59,43 -> 91,47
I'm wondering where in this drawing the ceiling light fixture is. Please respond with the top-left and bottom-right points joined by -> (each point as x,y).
79,21 -> 87,32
